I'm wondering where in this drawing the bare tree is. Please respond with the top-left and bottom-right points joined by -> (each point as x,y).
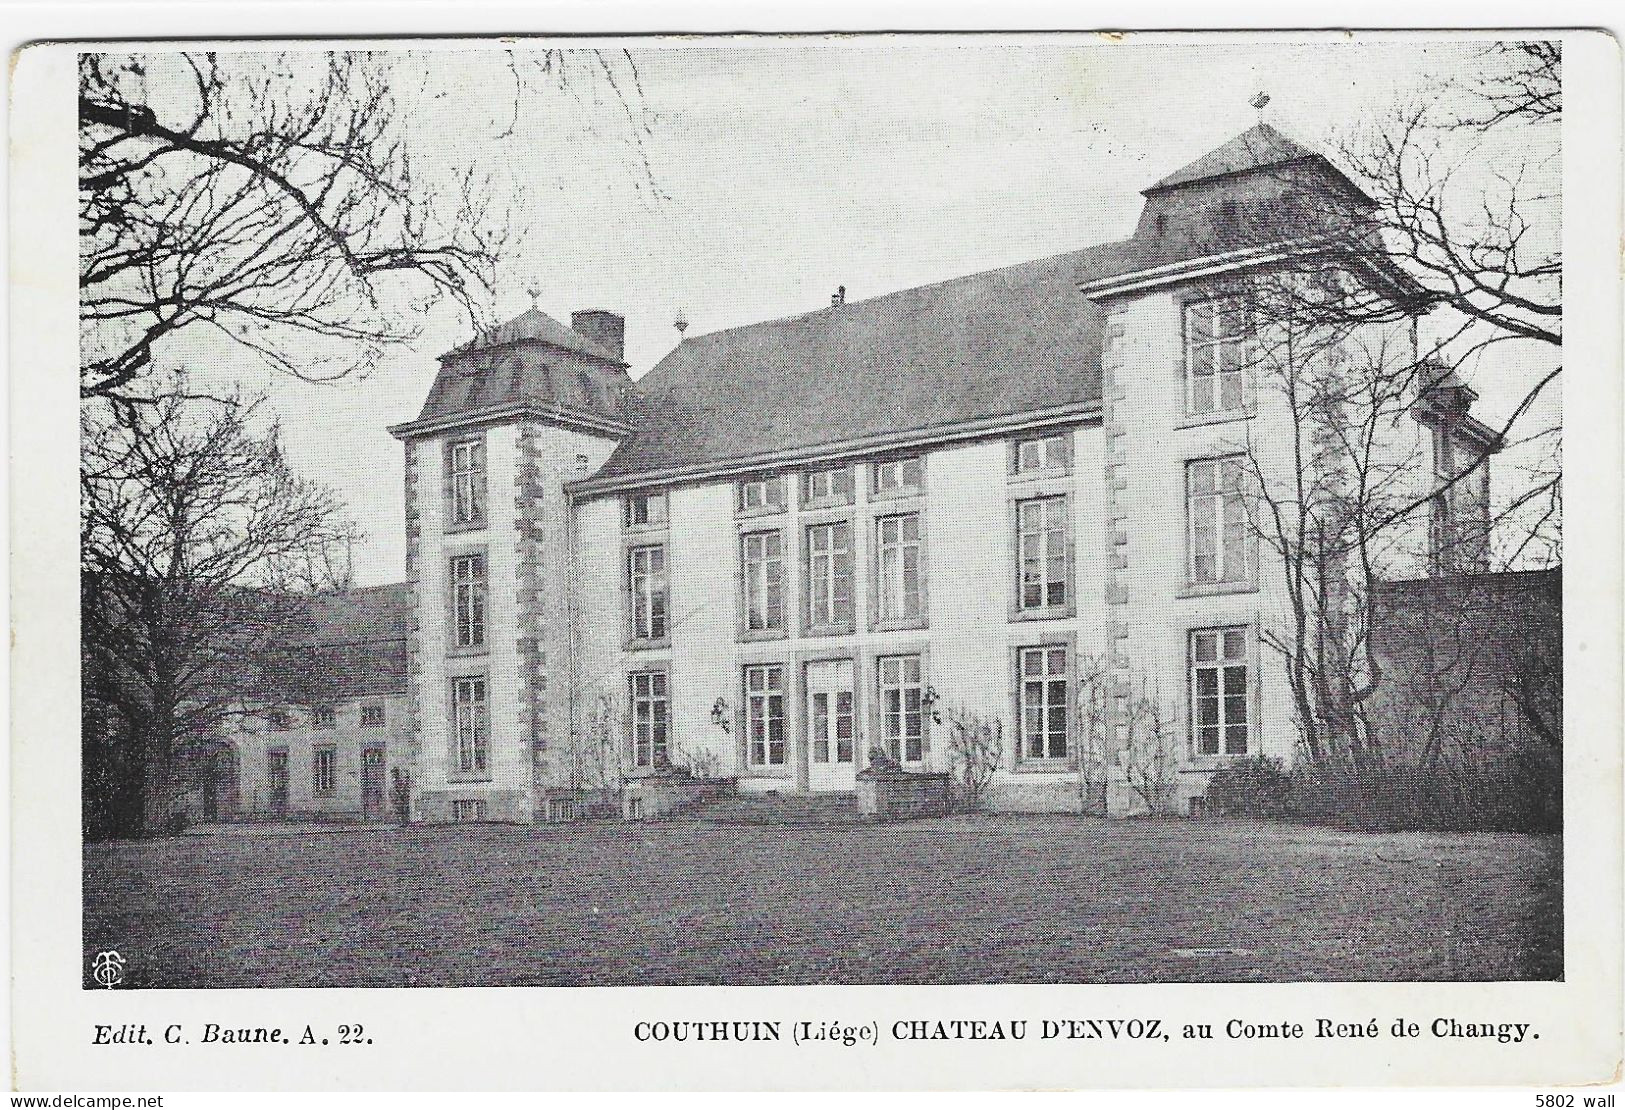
80,380 -> 358,836
1072,653 -> 1112,816
578,691 -> 629,816
1120,674 -> 1178,817
79,49 -> 656,399
939,707 -> 1004,812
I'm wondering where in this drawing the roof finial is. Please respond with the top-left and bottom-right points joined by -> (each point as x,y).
830,284 -> 846,308
525,285 -> 541,310
1249,90 -> 1271,117
674,308 -> 689,335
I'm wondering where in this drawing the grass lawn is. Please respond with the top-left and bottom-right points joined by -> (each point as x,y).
82,816 -> 1561,987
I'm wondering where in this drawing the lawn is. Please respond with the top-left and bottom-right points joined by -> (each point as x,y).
82,816 -> 1562,987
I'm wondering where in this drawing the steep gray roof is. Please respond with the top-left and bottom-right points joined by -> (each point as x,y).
442,307 -> 625,365
1147,122 -> 1339,193
269,584 -> 409,703
592,243 -> 1119,481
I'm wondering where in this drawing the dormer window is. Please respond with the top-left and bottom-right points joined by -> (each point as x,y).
1184,299 -> 1249,416
625,491 -> 668,529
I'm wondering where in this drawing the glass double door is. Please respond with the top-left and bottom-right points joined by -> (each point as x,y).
805,659 -> 856,792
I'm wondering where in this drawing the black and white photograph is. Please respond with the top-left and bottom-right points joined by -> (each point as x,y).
9,16 -> 1622,1095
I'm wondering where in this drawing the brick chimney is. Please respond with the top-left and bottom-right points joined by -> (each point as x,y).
571,310 -> 625,362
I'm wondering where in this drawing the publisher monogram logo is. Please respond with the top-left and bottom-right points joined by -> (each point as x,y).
91,950 -> 126,989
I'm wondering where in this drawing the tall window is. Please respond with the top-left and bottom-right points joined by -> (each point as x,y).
744,664 -> 786,766
312,747 -> 336,795
1015,433 -> 1070,474
806,521 -> 854,630
809,688 -> 855,764
876,513 -> 923,623
628,544 -> 668,641
1190,628 -> 1249,756
629,671 -> 669,768
452,676 -> 489,775
1016,496 -> 1069,611
738,476 -> 786,513
449,439 -> 486,526
1429,426 -> 1490,573
741,531 -> 785,632
1185,299 -> 1248,415
804,466 -> 854,504
1187,457 -> 1248,585
451,553 -> 487,648
1019,645 -> 1070,760
878,655 -> 925,763
626,491 -> 668,528
873,457 -> 923,496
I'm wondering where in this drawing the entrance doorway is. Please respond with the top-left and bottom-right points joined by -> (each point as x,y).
266,749 -> 289,815
806,659 -> 856,792
361,746 -> 386,818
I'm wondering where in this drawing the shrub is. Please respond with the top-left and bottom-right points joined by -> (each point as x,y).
940,708 -> 1003,812
1206,756 -> 1292,819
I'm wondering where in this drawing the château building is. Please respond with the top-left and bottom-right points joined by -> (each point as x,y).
219,122 -> 1503,823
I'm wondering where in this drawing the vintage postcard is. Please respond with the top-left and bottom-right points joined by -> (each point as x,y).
9,20 -> 1622,1094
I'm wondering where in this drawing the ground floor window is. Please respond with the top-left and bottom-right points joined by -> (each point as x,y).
452,798 -> 485,823
312,746 -> 336,796
1190,627 -> 1249,755
452,676 -> 489,775
745,664 -> 786,766
630,670 -> 669,767
878,655 -> 925,763
1019,645 -> 1070,760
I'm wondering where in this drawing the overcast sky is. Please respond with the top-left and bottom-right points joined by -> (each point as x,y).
178,37 -> 1554,586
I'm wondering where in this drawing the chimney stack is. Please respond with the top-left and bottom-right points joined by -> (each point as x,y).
571,309 -> 625,361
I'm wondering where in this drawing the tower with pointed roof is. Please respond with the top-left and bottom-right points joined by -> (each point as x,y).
389,305 -> 632,822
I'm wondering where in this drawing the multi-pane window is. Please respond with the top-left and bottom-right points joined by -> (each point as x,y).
805,521 -> 855,630
312,746 -> 336,795
451,553 -> 488,648
629,671 -> 669,768
1020,645 -> 1070,761
1187,457 -> 1249,585
452,676 -> 489,775
804,466 -> 854,504
738,476 -> 786,513
876,513 -> 923,623
809,688 -> 855,764
1016,496 -> 1069,611
452,798 -> 485,823
1185,299 -> 1248,415
628,544 -> 668,641
1191,628 -> 1249,756
361,704 -> 385,728
626,491 -> 668,528
312,705 -> 336,729
873,457 -> 923,496
449,439 -> 486,526
878,655 -> 925,763
266,710 -> 291,731
1015,433 -> 1070,474
744,664 -> 786,766
740,531 -> 785,632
